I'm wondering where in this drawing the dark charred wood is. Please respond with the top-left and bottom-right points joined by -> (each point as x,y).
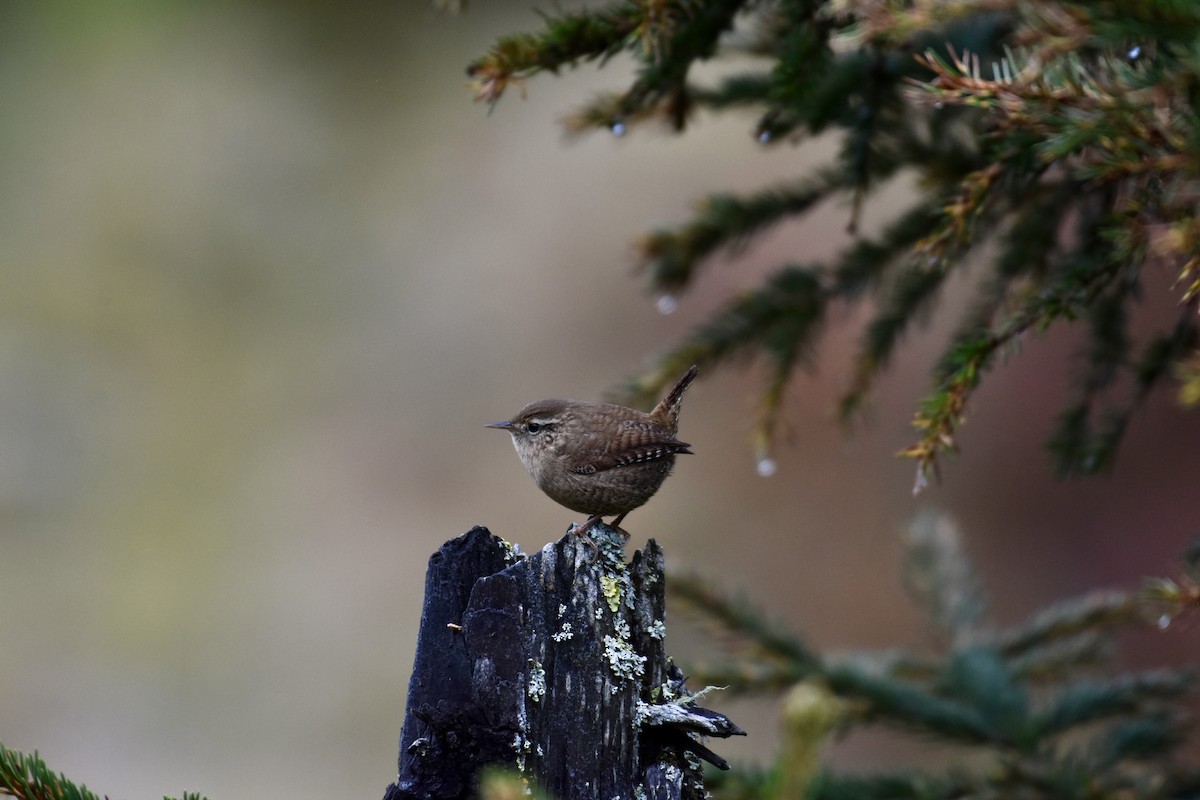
383,525 -> 743,800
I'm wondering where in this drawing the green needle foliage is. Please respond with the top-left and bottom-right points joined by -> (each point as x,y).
0,743 -> 210,800
670,515 -> 1200,800
0,746 -> 101,800
468,0 -> 1200,487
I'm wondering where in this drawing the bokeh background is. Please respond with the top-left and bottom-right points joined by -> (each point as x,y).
1,2 -> 1197,798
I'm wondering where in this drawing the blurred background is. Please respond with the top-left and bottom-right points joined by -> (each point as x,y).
0,2 -> 1197,798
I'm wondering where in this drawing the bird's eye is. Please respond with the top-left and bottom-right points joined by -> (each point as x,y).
526,422 -> 543,434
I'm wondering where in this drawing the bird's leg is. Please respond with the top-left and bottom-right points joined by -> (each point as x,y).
609,511 -> 632,543
573,514 -> 603,560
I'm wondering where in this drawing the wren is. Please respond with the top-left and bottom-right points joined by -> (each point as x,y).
487,366 -> 697,538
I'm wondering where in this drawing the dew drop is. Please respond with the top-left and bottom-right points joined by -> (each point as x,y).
611,120 -> 627,137
1127,44 -> 1141,61
756,457 -> 777,477
933,100 -> 945,110
1157,612 -> 1172,630
912,467 -> 929,496
757,129 -> 771,144
656,294 -> 678,315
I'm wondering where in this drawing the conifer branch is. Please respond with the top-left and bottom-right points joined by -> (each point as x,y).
0,745 -> 101,800
902,512 -> 986,646
990,590 -> 1141,658
1004,632 -> 1108,681
824,662 -> 999,744
1031,671 -> 1192,739
618,266 -> 826,410
621,0 -> 747,130
805,771 -> 954,800
666,521 -> 1200,797
667,572 -> 822,676
0,744 -> 211,800
472,0 -> 1200,479
1091,714 -> 1185,764
636,174 -> 847,294
467,5 -> 639,105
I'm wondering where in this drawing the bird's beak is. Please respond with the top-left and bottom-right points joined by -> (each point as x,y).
485,421 -> 512,430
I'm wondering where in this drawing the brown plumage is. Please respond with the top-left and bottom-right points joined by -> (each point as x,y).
487,366 -> 697,536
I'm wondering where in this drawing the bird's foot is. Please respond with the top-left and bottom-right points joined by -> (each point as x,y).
571,515 -> 603,562
569,516 -> 630,567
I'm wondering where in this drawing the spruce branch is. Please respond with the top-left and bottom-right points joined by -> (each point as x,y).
1052,304 -> 1198,475
618,266 -> 826,410
754,0 -> 834,141
636,174 -> 847,294
901,512 -> 986,646
472,0 -> 1200,480
667,520 -> 1200,796
467,4 -> 640,105
823,661 -> 999,744
805,771 -> 955,800
620,0 -> 747,130
667,571 -> 822,678
1090,713 -> 1185,765
1004,631 -> 1109,681
0,744 -> 211,800
0,745 -> 101,800
903,242 -> 1129,488
990,590 -> 1141,658
1031,670 -> 1193,739
841,253 -> 959,424
829,201 -> 949,300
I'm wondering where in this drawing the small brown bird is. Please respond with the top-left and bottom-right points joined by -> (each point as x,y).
487,366 -> 698,538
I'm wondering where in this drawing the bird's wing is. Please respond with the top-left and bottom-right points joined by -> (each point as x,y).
569,420 -> 693,475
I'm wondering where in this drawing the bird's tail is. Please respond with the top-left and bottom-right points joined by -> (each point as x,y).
652,365 -> 699,432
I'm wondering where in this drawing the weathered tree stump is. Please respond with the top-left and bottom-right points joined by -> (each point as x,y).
383,525 -> 744,800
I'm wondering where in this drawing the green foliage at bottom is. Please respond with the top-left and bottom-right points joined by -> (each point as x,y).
0,743 -> 210,800
673,513 -> 1200,800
